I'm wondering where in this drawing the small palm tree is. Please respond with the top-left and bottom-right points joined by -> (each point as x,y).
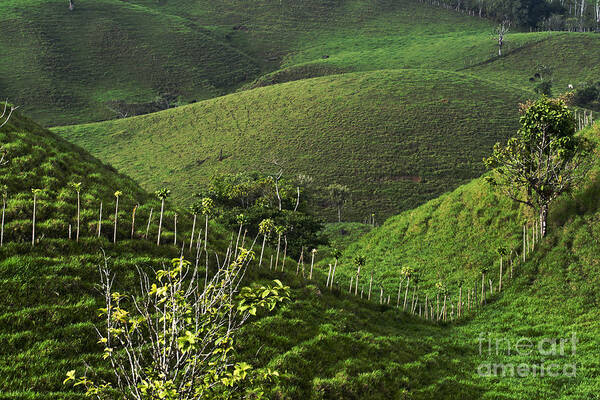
188,202 -> 202,252
31,188 -> 43,246
1,185 -> 7,247
113,191 -> 122,244
258,218 -> 275,267
155,188 -> 171,246
69,182 -> 82,242
353,254 -> 366,296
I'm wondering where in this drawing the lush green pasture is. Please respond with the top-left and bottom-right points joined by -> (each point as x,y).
322,123 -> 600,398
56,69 -> 527,221
0,0 -> 261,126
0,111 -> 481,399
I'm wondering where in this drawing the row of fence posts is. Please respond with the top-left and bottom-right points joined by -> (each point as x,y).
3,189 -> 543,324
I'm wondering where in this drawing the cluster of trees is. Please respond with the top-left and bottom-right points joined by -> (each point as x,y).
201,171 -> 349,258
419,0 -> 599,31
573,81 -> 600,111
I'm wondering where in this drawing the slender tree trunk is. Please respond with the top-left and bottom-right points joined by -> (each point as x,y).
76,191 -> 80,242
259,235 -> 266,267
32,194 -> 37,246
144,208 -> 153,239
113,197 -> 119,244
98,202 -> 102,238
540,204 -> 548,238
275,233 -> 281,270
235,223 -> 243,258
370,272 -> 374,301
326,264 -> 332,287
338,205 -> 341,222
442,295 -> 447,321
1,197 -> 5,247
330,259 -> 338,289
204,215 -> 209,252
296,248 -> 303,276
157,199 -> 165,245
189,214 -> 196,252
349,276 -> 353,293
481,272 -> 485,304
499,256 -> 503,292
174,213 -> 178,245
131,205 -> 137,239
309,251 -> 315,280
281,235 -> 288,271
68,0 -> 74,11
403,277 -> 410,309
458,286 -> 462,318
523,225 -> 526,262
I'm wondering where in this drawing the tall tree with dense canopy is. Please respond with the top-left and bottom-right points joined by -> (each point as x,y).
484,97 -> 592,237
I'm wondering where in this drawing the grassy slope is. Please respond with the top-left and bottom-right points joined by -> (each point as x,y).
56,69 -> 527,221
0,111 -> 484,400
323,123 -> 600,398
6,0 -> 600,127
264,31 -> 600,93
0,0 -> 260,126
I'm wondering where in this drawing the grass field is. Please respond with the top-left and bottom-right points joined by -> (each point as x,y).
317,122 -> 600,398
4,103 -> 600,399
56,69 -> 528,221
0,0 -> 261,126
0,110 -> 485,399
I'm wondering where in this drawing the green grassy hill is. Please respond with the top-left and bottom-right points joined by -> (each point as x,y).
320,122 -> 600,398
0,110 -> 494,400
56,69 -> 528,221
5,0 -> 600,127
0,0 -> 261,126
4,110 -> 600,399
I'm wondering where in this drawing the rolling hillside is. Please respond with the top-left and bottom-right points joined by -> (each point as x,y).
0,110 -> 485,399
0,0 -> 261,126
56,69 -> 528,221
322,122 -> 600,398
